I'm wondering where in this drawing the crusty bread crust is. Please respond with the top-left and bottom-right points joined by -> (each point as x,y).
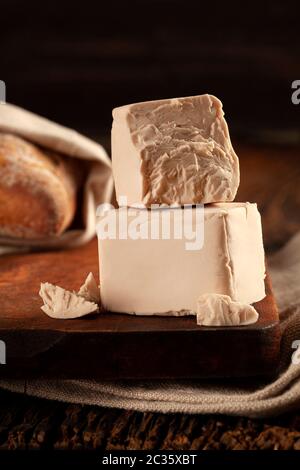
0,133 -> 80,239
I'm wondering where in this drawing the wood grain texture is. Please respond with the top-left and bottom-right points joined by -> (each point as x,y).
0,239 -> 280,379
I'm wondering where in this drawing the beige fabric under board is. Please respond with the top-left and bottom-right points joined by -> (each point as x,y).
1,233 -> 300,417
0,103 -> 114,252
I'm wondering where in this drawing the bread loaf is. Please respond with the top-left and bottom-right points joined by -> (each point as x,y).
0,133 -> 80,239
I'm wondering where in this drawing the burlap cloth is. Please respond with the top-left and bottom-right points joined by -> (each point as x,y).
0,232 -> 300,417
0,103 -> 113,254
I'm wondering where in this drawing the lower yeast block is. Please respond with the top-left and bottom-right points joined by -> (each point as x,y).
97,203 -> 265,315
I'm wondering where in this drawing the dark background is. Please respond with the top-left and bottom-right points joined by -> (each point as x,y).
1,0 -> 299,143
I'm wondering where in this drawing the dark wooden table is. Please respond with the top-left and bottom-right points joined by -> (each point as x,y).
0,240 -> 280,380
0,143 -> 299,450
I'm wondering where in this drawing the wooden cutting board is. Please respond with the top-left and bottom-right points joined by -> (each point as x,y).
0,239 -> 280,379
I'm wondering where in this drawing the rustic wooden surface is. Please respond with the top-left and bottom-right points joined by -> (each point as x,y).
0,145 -> 296,449
0,141 -> 299,448
0,237 -> 280,379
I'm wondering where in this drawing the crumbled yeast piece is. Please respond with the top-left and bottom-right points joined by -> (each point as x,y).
196,294 -> 258,326
77,272 -> 100,304
39,282 -> 98,319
